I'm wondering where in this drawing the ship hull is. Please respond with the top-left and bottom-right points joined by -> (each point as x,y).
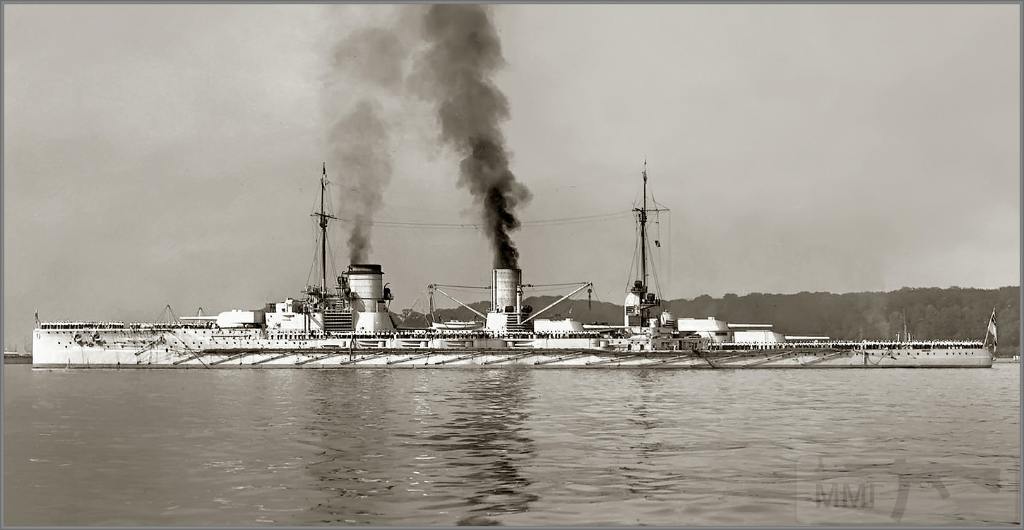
32,327 -> 992,369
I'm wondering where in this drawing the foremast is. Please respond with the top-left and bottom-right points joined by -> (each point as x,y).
308,163 -> 338,311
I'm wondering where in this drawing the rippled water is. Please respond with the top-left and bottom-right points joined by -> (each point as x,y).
4,365 -> 1019,525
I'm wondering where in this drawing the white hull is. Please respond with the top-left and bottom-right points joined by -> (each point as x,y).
32,326 -> 992,369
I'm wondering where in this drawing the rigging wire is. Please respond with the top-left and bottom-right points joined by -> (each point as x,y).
663,207 -> 671,298
325,232 -> 338,286
525,285 -> 586,295
305,224 -> 319,288
644,192 -> 672,300
524,211 -> 633,225
647,233 -> 663,302
624,221 -> 639,292
402,292 -> 424,316
324,210 -> 633,230
650,209 -> 664,299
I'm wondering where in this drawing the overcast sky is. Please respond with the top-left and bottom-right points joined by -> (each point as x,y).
4,4 -> 1019,347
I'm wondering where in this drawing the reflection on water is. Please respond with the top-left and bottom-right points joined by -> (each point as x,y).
622,370 -> 670,498
302,369 -> 537,525
303,370 -> 404,523
419,369 -> 537,525
4,365 -> 1020,526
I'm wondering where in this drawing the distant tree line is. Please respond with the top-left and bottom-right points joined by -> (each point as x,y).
668,286 -> 1018,349
396,286 -> 1019,353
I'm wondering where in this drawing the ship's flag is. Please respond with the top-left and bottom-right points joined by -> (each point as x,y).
987,308 -> 998,346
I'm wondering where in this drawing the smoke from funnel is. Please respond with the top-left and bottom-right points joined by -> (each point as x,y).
330,100 -> 391,263
412,5 -> 531,269
325,25 -> 410,263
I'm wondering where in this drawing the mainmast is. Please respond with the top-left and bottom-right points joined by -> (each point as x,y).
628,160 -> 666,326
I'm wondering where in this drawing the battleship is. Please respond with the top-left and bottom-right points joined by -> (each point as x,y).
32,165 -> 995,369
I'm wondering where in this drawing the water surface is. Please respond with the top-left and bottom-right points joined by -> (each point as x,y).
4,365 -> 1019,525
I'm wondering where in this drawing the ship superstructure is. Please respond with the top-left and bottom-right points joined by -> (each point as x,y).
32,164 -> 994,369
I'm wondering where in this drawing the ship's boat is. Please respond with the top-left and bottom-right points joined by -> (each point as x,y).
431,320 -> 484,331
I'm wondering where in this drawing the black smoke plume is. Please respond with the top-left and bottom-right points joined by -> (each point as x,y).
413,5 -> 531,269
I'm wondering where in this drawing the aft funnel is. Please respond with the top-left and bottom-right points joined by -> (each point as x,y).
487,268 -> 526,333
491,268 -> 521,313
